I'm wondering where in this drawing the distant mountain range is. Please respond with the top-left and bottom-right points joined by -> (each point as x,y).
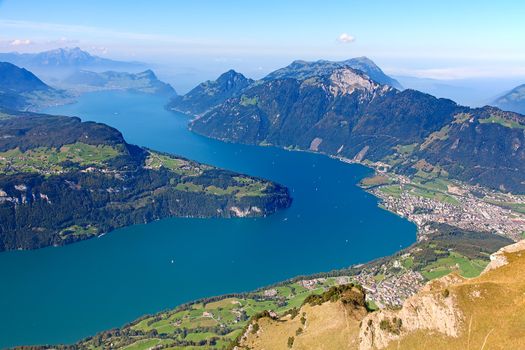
0,47 -> 146,83
181,62 -> 525,194
0,62 -> 70,110
62,69 -> 176,95
493,84 -> 525,114
0,47 -> 144,72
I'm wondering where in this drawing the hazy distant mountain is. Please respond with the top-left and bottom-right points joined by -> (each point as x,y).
396,75 -> 525,107
0,61 -> 49,92
0,47 -> 144,70
168,69 -> 253,115
493,84 -> 525,114
190,65 -> 525,193
264,57 -> 402,89
62,69 -> 176,95
0,62 -> 69,110
0,47 -> 146,82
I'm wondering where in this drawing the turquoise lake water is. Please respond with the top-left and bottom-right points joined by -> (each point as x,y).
0,91 -> 416,348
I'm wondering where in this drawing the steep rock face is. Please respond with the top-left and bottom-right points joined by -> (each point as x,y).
168,69 -> 253,115
493,84 -> 525,114
359,275 -> 464,349
358,240 -> 525,350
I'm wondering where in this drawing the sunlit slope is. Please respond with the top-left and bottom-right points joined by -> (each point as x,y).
238,241 -> 525,350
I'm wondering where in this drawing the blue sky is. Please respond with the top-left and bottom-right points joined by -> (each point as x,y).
0,0 -> 524,80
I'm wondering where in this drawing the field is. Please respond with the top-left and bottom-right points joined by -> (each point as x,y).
174,177 -> 268,198
360,174 -> 392,188
79,279 -> 341,349
0,142 -> 121,175
420,252 -> 488,280
484,199 -> 525,215
379,185 -> 402,198
59,225 -> 99,239
479,115 -> 525,129
145,151 -> 209,176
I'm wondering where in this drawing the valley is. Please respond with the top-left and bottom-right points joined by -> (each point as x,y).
2,56 -> 524,349
0,90 -> 416,348
2,2 -> 525,349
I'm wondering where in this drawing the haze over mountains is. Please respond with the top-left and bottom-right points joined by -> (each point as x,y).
0,48 -> 176,108
61,69 -> 176,95
493,83 -> 525,114
0,62 -> 70,110
0,47 -> 146,80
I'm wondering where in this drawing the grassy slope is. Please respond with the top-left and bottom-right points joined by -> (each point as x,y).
383,245 -> 525,350
237,242 -> 525,350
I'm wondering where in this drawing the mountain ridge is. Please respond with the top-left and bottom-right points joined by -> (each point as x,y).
189,65 -> 525,193
0,47 -> 144,71
168,69 -> 253,115
62,69 -> 176,95
0,111 -> 291,251
167,57 -> 401,117
263,56 -> 402,89
0,61 -> 70,110
493,83 -> 525,114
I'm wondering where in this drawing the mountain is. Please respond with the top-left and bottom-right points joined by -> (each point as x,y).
234,240 -> 525,350
190,66 -> 525,193
167,58 -> 400,116
264,57 -> 402,89
0,111 -> 291,251
62,69 -> 176,95
0,47 -> 146,82
0,62 -> 70,110
168,69 -> 253,115
493,83 -> 525,114
0,47 -> 144,71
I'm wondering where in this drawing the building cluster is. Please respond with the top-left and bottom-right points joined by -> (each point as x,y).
353,268 -> 425,308
371,177 -> 525,241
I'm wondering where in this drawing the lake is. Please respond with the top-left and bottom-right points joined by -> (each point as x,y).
0,91 -> 416,348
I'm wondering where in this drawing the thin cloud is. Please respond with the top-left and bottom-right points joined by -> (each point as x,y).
338,33 -> 355,44
10,39 -> 33,46
0,19 -> 195,43
47,37 -> 79,45
389,66 -> 525,80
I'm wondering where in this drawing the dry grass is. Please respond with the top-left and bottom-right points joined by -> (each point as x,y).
241,301 -> 364,350
384,249 -> 525,350
240,246 -> 525,350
